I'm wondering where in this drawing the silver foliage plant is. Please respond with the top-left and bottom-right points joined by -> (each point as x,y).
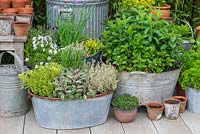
53,63 -> 118,100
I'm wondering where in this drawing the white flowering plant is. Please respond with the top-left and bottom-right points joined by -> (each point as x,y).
24,27 -> 60,68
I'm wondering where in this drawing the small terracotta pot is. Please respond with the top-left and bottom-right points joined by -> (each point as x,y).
18,7 -> 33,15
152,4 -> 171,19
196,26 -> 200,38
12,0 -> 26,8
0,0 -> 11,8
172,96 -> 187,113
13,21 -> 29,36
113,108 -> 137,123
146,102 -> 164,120
2,8 -> 18,14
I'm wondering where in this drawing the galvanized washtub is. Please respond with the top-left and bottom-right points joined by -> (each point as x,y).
31,93 -> 113,129
186,87 -> 200,113
115,68 -> 181,105
46,0 -> 109,37
0,51 -> 29,117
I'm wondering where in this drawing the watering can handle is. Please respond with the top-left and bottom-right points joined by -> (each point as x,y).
0,51 -> 24,72
128,71 -> 153,81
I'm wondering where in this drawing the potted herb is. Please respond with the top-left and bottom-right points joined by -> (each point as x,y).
179,38 -> 200,113
102,6 -> 184,105
146,102 -> 164,120
19,61 -> 118,129
112,94 -> 139,123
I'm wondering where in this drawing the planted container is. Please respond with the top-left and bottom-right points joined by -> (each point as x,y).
0,51 -> 29,117
46,0 -> 109,38
13,21 -> 29,36
152,4 -> 171,19
115,68 -> 181,105
146,102 -> 164,120
186,87 -> 200,113
0,18 -> 12,36
31,92 -> 113,129
164,99 -> 180,120
114,108 -> 137,123
172,96 -> 187,113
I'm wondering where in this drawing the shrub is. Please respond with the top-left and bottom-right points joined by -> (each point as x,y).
112,94 -> 139,110
179,38 -> 200,90
19,62 -> 62,97
101,6 -> 184,73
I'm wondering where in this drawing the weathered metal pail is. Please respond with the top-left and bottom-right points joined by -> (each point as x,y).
31,93 -> 113,129
0,51 -> 29,117
115,68 -> 181,105
46,0 -> 109,38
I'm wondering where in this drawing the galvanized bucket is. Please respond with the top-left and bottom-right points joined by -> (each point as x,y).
115,68 -> 181,105
31,93 -> 113,129
186,87 -> 200,113
46,0 -> 109,38
0,51 -> 29,117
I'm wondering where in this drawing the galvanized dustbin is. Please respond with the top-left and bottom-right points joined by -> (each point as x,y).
0,51 -> 29,117
46,0 -> 109,38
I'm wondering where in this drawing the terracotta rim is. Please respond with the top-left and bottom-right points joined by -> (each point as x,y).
2,8 -> 18,13
0,18 -> 12,20
153,4 -> 171,10
146,102 -> 164,109
172,96 -> 187,103
114,107 -> 137,112
28,90 -> 113,101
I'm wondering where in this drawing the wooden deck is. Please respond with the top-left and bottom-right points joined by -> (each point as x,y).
0,108 -> 200,134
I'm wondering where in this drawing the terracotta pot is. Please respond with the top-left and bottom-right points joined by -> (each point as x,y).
113,108 -> 137,123
196,26 -> 200,38
172,96 -> 187,113
146,102 -> 164,120
18,7 -> 33,15
0,0 -> 11,8
2,8 -> 18,14
13,21 -> 29,36
12,0 -> 26,8
152,4 -> 171,19
164,99 -> 180,120
0,18 -> 12,35
0,8 -> 2,13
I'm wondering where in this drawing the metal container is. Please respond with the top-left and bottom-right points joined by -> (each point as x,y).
164,99 -> 180,120
186,87 -> 200,113
46,0 -> 109,38
0,18 -> 13,36
32,93 -> 113,129
115,68 -> 181,105
0,51 -> 29,117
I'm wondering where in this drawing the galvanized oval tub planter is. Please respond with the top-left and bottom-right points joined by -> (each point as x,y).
46,0 -> 109,38
186,87 -> 200,113
0,51 -> 29,117
31,92 -> 113,129
115,68 -> 181,105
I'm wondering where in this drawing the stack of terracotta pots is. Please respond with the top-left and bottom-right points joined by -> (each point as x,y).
0,0 -> 33,36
